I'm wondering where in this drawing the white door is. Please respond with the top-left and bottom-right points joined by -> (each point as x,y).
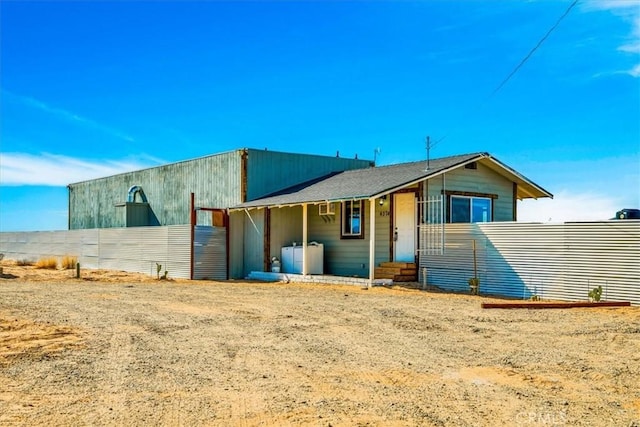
394,193 -> 416,262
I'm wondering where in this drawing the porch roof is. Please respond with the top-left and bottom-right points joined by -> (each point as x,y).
231,152 -> 553,210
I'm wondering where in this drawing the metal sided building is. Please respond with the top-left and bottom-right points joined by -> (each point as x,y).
67,148 -> 373,279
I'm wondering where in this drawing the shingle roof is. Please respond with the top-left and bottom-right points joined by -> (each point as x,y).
232,152 -> 552,209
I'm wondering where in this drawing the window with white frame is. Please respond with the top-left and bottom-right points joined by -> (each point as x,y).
341,200 -> 363,238
450,196 -> 492,223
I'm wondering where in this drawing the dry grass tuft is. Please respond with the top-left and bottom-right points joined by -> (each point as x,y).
35,257 -> 58,270
61,255 -> 78,270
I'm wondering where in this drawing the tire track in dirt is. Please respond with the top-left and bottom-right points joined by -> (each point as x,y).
93,325 -> 136,424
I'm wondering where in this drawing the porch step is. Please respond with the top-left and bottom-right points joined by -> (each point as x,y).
374,262 -> 417,282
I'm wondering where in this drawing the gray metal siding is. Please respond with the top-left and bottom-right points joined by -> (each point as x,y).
419,221 -> 640,305
68,150 -> 242,229
245,149 -> 372,201
193,226 -> 227,280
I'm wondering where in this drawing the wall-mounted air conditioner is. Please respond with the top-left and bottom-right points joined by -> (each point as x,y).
318,202 -> 335,216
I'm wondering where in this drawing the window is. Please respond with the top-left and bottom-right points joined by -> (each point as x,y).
450,196 -> 492,223
341,200 -> 363,238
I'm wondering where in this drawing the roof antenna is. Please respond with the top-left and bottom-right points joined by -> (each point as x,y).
374,147 -> 381,165
425,136 -> 432,171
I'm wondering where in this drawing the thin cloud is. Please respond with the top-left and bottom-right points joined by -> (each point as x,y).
582,0 -> 640,77
518,190 -> 624,223
2,89 -> 136,142
629,64 -> 640,77
0,152 -> 161,186
618,15 -> 640,53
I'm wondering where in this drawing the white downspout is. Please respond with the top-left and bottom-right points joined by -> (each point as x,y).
368,198 -> 376,288
302,203 -> 308,276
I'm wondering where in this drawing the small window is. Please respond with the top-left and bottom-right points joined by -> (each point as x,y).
465,162 -> 478,170
341,200 -> 364,238
451,196 -> 491,223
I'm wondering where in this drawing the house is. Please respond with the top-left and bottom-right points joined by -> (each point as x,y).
231,151 -> 552,283
6,148 -> 638,304
66,148 -> 551,282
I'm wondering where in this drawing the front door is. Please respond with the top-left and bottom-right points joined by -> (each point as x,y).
394,193 -> 416,262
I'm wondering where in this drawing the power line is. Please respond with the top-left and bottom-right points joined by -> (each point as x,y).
490,0 -> 579,98
425,0 -> 579,149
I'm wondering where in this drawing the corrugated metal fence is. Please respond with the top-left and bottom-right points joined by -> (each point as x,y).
0,225 -> 227,280
419,221 -> 640,305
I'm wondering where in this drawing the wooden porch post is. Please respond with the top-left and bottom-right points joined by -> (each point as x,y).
302,203 -> 308,276
368,198 -> 376,288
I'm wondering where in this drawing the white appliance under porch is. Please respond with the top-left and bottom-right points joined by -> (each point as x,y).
281,243 -> 324,274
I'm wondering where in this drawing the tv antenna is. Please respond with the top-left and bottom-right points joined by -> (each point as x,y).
425,135 -> 445,171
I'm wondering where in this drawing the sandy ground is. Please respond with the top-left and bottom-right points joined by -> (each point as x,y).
0,262 -> 639,427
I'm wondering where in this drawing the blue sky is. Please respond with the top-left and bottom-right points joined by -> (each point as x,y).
1,0 -> 638,231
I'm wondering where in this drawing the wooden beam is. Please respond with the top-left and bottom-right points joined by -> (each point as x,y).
368,198 -> 376,288
482,301 -> 631,309
302,203 -> 308,276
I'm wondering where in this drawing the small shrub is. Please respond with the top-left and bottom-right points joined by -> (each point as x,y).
468,278 -> 480,295
35,257 -> 58,270
61,255 -> 78,270
17,259 -> 34,266
588,285 -> 603,302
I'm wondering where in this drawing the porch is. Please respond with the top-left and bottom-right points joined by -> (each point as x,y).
247,260 -> 417,286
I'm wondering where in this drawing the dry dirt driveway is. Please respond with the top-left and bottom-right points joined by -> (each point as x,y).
0,268 -> 639,426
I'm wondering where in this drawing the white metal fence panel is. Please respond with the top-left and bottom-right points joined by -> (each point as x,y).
417,196 -> 444,255
193,226 -> 227,280
0,225 -> 200,279
168,225 -> 193,279
419,221 -> 640,305
0,229 -> 101,266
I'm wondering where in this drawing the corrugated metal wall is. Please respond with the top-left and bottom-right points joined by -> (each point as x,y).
0,225 -> 226,280
244,149 -> 373,201
193,226 -> 227,280
68,149 -> 372,231
68,150 -> 242,229
419,221 -> 640,305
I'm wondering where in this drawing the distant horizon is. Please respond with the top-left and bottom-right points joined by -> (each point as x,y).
1,0 -> 638,231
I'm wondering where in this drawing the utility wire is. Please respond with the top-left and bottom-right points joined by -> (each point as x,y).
490,0 -> 579,98
426,0 -> 579,148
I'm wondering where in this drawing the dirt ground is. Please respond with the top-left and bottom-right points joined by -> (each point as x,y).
0,262 -> 639,427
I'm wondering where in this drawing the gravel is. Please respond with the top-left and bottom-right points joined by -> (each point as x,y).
1,272 -> 639,426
